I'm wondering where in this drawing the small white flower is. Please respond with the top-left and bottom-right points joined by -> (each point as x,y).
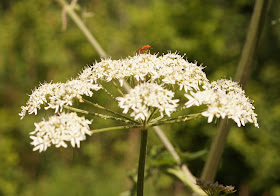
30,112 -> 92,152
78,52 -> 209,91
185,79 -> 259,128
117,83 -> 179,121
19,79 -> 101,119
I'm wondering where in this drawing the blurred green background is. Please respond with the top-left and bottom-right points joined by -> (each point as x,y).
1,0 -> 280,195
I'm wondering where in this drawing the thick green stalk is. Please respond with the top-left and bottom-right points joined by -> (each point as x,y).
201,0 -> 271,182
201,120 -> 232,181
235,0 -> 272,86
137,129 -> 148,196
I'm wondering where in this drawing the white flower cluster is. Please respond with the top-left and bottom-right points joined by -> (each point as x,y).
20,52 -> 259,153
117,83 -> 179,121
30,112 -> 92,152
79,53 -> 209,91
185,79 -> 259,128
19,79 -> 101,119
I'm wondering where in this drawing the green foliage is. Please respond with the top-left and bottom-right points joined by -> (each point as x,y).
1,0 -> 280,195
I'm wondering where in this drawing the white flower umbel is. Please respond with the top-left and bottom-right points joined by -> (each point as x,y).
157,53 -> 209,91
19,79 -> 101,119
78,53 -> 209,91
117,83 -> 179,121
30,112 -> 92,152
20,51 -> 260,196
21,52 -> 259,157
185,79 -> 259,128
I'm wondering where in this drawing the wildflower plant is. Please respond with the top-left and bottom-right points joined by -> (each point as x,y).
20,52 -> 258,195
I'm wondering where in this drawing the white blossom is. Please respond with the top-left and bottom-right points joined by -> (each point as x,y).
30,112 -> 92,152
19,79 -> 101,119
117,83 -> 179,121
78,52 -> 209,92
21,52 -> 260,154
185,79 -> 259,128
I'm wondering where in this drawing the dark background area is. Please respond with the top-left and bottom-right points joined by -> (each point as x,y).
0,0 -> 279,195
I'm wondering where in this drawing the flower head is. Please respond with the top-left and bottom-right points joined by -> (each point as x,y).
78,53 -> 209,91
19,79 -> 101,119
30,112 -> 92,152
21,52 -> 259,154
185,79 -> 259,127
117,83 -> 179,121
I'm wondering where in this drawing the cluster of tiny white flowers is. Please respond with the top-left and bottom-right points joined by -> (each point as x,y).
19,79 -> 101,119
157,53 -> 209,91
78,53 -> 209,91
117,83 -> 179,121
30,112 -> 92,152
20,52 -> 259,152
185,79 -> 259,128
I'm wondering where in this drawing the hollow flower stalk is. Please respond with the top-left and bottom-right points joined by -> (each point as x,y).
20,52 -> 258,152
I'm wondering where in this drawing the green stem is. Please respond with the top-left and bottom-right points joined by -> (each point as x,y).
63,105 -> 134,123
150,113 -> 202,127
162,113 -> 201,122
92,125 -> 140,134
201,0 -> 271,182
153,127 -> 206,195
148,114 -> 165,124
175,105 -> 188,113
55,0 -> 108,58
234,0 -> 272,86
137,128 -> 148,196
149,112 -> 202,125
82,98 -> 138,123
146,108 -> 159,123
201,119 -> 232,181
112,80 -> 125,97
100,84 -> 119,102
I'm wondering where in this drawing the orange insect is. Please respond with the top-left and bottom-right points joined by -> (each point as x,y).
136,45 -> 152,54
